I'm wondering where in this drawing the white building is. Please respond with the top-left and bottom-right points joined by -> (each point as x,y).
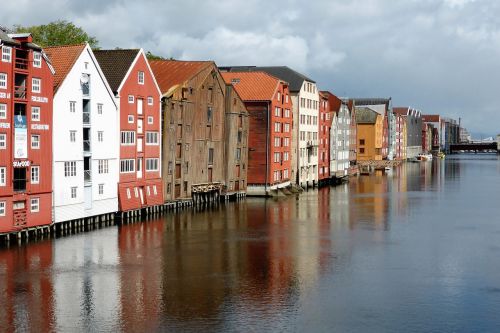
45,44 -> 119,223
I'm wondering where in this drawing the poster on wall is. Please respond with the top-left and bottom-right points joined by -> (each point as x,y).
14,114 -> 27,159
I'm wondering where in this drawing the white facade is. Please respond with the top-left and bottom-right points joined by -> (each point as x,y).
52,44 -> 119,223
334,103 -> 350,176
329,112 -> 338,174
297,81 -> 319,188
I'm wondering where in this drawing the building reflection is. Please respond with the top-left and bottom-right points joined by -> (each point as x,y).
349,173 -> 389,229
0,241 -> 55,332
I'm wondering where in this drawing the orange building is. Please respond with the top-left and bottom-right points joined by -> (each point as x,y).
355,107 -> 383,161
222,72 -> 292,196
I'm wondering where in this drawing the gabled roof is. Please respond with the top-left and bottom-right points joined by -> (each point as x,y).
355,107 -> 379,124
354,98 -> 391,106
44,43 -> 86,93
148,60 -> 212,95
220,66 -> 314,92
0,28 -> 20,46
321,91 -> 342,114
93,49 -> 140,93
221,71 -> 283,102
393,107 -> 410,116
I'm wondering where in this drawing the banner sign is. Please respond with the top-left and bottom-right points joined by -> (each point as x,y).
14,114 -> 27,159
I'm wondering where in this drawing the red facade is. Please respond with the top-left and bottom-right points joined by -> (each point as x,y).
0,34 -> 53,233
318,92 -> 330,181
117,52 -> 163,211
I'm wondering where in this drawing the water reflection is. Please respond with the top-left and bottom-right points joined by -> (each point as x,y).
3,157 -> 500,333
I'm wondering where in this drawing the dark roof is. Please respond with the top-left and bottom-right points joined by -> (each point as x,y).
220,66 -> 315,92
0,28 -> 20,46
93,49 -> 140,93
353,98 -> 391,106
355,107 -> 379,124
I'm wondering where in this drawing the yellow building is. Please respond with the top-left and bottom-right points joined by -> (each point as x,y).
355,107 -> 383,161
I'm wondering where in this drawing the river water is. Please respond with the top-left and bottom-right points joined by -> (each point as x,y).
1,155 -> 500,332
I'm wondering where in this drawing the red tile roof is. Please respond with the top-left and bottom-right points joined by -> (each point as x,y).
44,43 -> 86,93
221,72 -> 282,102
422,115 -> 440,122
393,107 -> 410,115
149,60 -> 212,94
321,91 -> 342,114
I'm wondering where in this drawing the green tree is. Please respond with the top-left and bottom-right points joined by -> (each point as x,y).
13,20 -> 98,48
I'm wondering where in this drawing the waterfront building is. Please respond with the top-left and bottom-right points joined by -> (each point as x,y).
45,43 -> 119,223
94,49 -> 163,211
441,117 -> 460,153
422,123 -> 434,153
347,99 -> 357,169
0,31 -> 54,233
318,92 -> 330,184
149,60 -> 248,201
221,71 -> 292,196
323,91 -> 350,179
394,107 -> 423,158
354,98 -> 393,159
394,112 -> 406,160
355,107 -> 383,161
459,127 -> 471,143
422,114 -> 442,152
221,66 -> 319,188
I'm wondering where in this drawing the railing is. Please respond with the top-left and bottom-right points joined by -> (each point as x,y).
14,85 -> 27,99
84,170 -> 91,183
83,140 -> 91,152
15,58 -> 29,70
83,112 -> 90,124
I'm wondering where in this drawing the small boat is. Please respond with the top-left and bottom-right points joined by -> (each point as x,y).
436,152 -> 445,159
417,153 -> 433,161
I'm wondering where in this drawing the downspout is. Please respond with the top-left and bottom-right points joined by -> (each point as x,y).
265,101 -> 270,195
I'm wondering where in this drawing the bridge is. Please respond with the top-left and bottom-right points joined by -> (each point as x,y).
450,142 -> 498,153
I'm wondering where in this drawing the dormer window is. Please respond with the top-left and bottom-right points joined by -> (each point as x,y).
138,71 -> 144,85
1,46 -> 12,63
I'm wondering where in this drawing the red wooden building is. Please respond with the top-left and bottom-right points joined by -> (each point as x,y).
0,31 -> 54,233
94,49 -> 163,211
222,72 -> 292,196
318,92 -> 330,184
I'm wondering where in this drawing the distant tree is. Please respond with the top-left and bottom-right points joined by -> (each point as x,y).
13,20 -> 99,48
146,51 -> 166,60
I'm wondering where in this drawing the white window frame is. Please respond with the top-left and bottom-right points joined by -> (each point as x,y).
33,52 -> 42,68
30,198 -> 40,213
98,159 -> 109,174
126,188 -> 131,199
0,103 -> 6,119
120,159 -> 135,173
32,78 -> 41,93
138,71 -> 144,85
0,73 -> 7,89
31,106 -> 40,121
97,103 -> 103,115
0,167 -> 5,186
148,116 -> 153,124
0,201 -> 5,216
128,95 -> 134,103
134,187 -> 139,198
70,101 -> 76,113
64,161 -> 77,177
31,165 -> 40,184
145,131 -> 159,145
128,115 -> 134,123
70,130 -> 76,142
145,158 -> 159,171
0,133 -> 7,149
120,131 -> 136,145
31,135 -> 40,149
71,187 -> 77,199
147,96 -> 153,105
99,184 -> 104,195
98,131 -> 103,142
2,46 -> 12,63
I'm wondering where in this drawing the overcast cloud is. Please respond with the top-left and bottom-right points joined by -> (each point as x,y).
2,0 -> 498,135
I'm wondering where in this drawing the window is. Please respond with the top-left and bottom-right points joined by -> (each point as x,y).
2,46 -> 12,63
284,109 -> 290,118
70,130 -> 76,142
138,71 -> 144,84
284,152 -> 289,161
359,139 -> 365,145
284,137 -> 289,146
146,131 -> 159,145
154,185 -> 157,195
134,187 -> 139,198
148,116 -> 153,124
126,188 -> 131,199
128,95 -> 134,103
97,103 -> 103,114
0,103 -> 6,119
99,184 -> 104,195
360,148 -> 365,154
284,123 -> 290,132
31,166 -> 39,184
98,160 -> 109,174
148,96 -> 153,105
168,161 -> 173,174
274,137 -> 280,147
70,101 -> 76,113
128,115 -> 134,123
31,135 -> 40,149
275,107 -> 280,117
277,92 -> 281,101
146,158 -> 159,171
64,161 -> 77,177
30,198 -> 40,212
0,167 -> 5,186
98,131 -> 103,142
71,187 -> 77,198
274,152 -> 280,163
120,159 -> 135,173
33,52 -> 42,68
207,107 -> 212,123
236,148 -> 241,161
121,131 -> 136,145
0,201 -> 5,216
31,106 -> 40,121
0,73 -> 7,89
32,78 -> 41,93
208,148 -> 214,165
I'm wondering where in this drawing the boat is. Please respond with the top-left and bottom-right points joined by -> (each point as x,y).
436,152 -> 445,159
417,153 -> 433,161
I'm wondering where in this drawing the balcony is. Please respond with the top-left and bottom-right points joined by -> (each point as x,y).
306,140 -> 318,148
84,169 -> 91,184
15,58 -> 29,70
83,140 -> 91,154
14,85 -> 27,100
83,112 -> 90,125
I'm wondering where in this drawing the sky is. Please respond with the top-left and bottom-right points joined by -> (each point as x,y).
1,0 -> 497,135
